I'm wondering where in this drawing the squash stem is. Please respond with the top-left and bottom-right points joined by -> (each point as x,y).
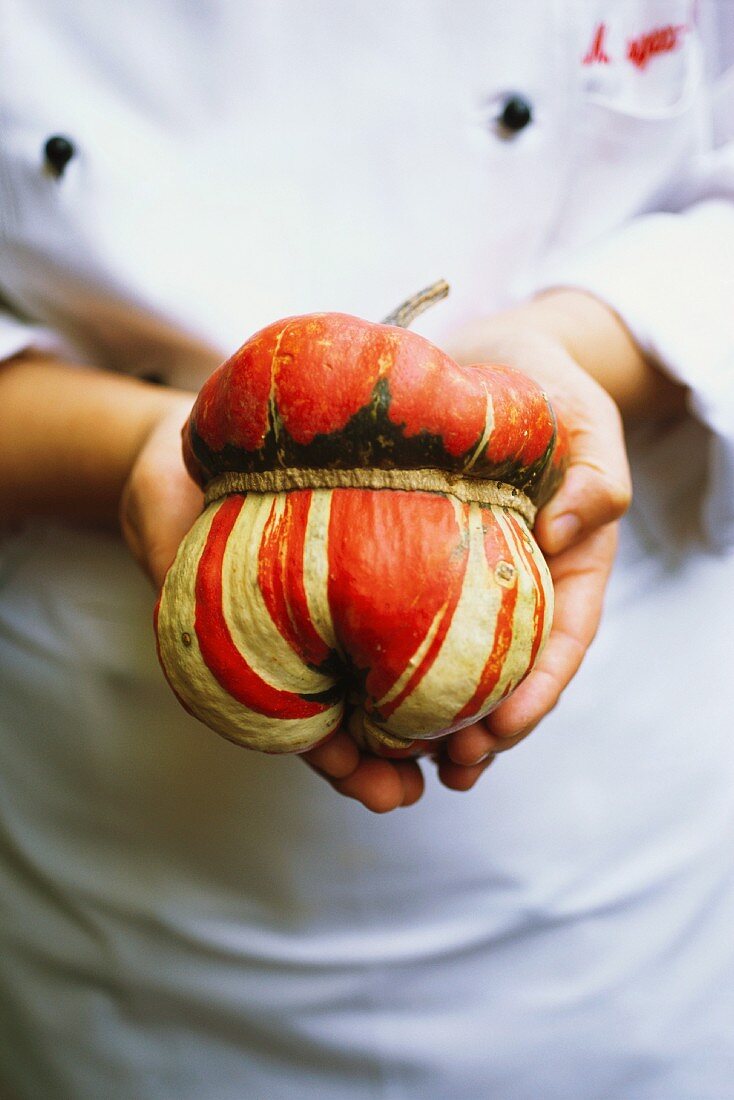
381,279 -> 450,328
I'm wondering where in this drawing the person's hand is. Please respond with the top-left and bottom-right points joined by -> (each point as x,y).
302,730 -> 429,813
303,523 -> 618,812
304,314 -> 633,809
435,300 -> 643,787
119,396 -> 426,811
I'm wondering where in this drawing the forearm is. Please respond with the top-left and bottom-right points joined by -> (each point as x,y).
0,353 -> 193,527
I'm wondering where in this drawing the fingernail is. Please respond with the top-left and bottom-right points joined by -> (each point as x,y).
470,751 -> 496,766
548,512 -> 581,549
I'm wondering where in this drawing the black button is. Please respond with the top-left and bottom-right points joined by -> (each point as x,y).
44,134 -> 75,177
498,95 -> 532,134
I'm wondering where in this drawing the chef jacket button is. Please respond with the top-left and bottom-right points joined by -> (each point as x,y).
43,134 -> 75,177
498,95 -> 532,134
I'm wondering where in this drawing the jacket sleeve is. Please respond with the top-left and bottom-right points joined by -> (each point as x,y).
528,72 -> 734,551
0,306 -> 70,363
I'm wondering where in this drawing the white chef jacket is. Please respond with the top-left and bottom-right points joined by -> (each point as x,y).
1,2 -> 733,1098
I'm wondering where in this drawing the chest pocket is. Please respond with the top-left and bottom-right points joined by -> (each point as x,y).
579,8 -> 703,119
546,6 -> 705,250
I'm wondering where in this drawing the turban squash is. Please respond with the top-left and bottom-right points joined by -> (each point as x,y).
155,285 -> 567,755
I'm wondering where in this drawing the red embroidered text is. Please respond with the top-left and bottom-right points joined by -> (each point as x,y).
582,22 -> 611,65
627,24 -> 687,70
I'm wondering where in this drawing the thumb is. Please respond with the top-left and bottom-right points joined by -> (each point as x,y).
119,397 -> 201,589
123,461 -> 203,590
534,401 -> 632,557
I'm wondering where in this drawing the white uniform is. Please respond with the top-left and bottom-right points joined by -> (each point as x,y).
1,2 -> 733,1097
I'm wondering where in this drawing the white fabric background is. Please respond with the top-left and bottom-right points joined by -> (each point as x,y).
1,2 -> 733,1097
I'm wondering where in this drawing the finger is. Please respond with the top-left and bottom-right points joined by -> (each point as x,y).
536,393 -> 631,556
436,753 -> 495,792
485,522 -> 618,741
445,721 -> 496,766
332,757 -> 419,813
302,727 -> 360,780
397,759 -> 426,806
146,488 -> 204,588
137,459 -> 203,589
537,461 -> 630,556
119,398 -> 201,589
